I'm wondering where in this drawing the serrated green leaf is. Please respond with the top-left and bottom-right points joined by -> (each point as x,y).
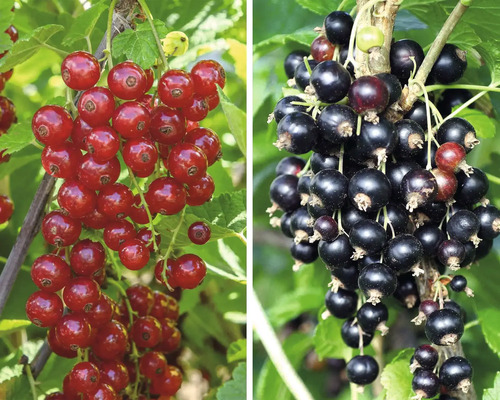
313,316 -> 353,360
0,122 -> 34,155
0,32 -> 12,54
0,25 -> 65,73
62,1 -> 108,46
0,319 -> 31,336
448,24 -> 482,52
477,42 -> 500,83
0,154 -> 38,180
453,106 -> 496,139
0,1 -> 14,34
267,287 -> 324,327
217,86 -> 246,156
380,348 -> 414,400
227,339 -> 246,363
216,362 -> 246,400
479,308 -> 500,356
294,0 -> 355,15
112,20 -> 169,69
484,372 -> 500,400
254,30 -> 315,56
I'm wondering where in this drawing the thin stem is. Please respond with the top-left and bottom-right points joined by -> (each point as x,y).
251,290 -> 314,400
464,319 -> 480,330
31,141 -> 44,150
350,383 -> 359,400
41,43 -> 69,57
297,158 -> 311,177
106,0 -> 119,69
85,36 -> 93,54
161,207 -> 187,284
443,83 -> 500,123
426,83 -> 500,93
412,80 -> 434,170
486,173 -> 500,185
25,364 -> 37,400
338,144 -> 344,174
303,57 -> 312,75
337,0 -> 350,11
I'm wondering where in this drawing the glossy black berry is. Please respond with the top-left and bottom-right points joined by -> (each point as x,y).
386,160 -> 420,201
310,61 -> 351,103
324,11 -> 353,45
414,224 -> 445,257
348,168 -> 391,213
394,273 -> 419,309
357,253 -> 381,269
404,100 -> 429,130
341,205 -> 369,232
339,45 -> 354,76
450,275 -> 467,292
284,50 -> 309,79
412,369 -> 440,399
443,300 -> 464,320
313,215 -> 338,242
384,234 -> 424,273
325,288 -> 358,319
375,73 -> 402,105
290,241 -> 318,265
416,141 -> 438,169
307,201 -> 334,220
414,345 -> 438,370
310,152 -> 339,173
356,118 -> 397,164
317,104 -> 357,143
298,173 -> 312,204
474,205 -> 500,239
341,318 -> 373,348
349,219 -> 387,259
275,156 -> 305,176
401,168 -> 438,212
348,76 -> 389,116
446,210 -> 480,246
438,239 -> 466,270
319,234 -> 353,269
475,237 -> 493,261
394,119 -> 425,159
425,309 -> 464,346
294,59 -> 319,91
331,262 -> 359,291
280,212 -> 294,238
436,118 -> 479,153
273,96 -> 308,123
312,134 -> 339,155
419,300 -> 439,317
431,44 -> 467,84
437,89 -> 473,116
358,262 -> 397,304
357,302 -> 388,334
275,112 -> 318,154
455,168 -> 489,206
439,356 -> 473,392
290,207 -> 314,242
346,355 -> 379,385
390,39 -> 425,84
376,203 -> 409,235
461,241 -> 476,268
417,201 -> 447,224
309,169 -> 349,210
269,174 -> 300,212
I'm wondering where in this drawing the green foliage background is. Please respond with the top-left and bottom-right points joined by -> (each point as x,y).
253,0 -> 500,399
0,0 -> 246,399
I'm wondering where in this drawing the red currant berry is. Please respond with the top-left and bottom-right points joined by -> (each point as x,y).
86,126 -> 120,162
191,59 -> 226,96
136,227 -> 161,251
0,195 -> 14,223
311,36 -> 335,62
87,294 -> 114,328
78,87 -> 116,127
155,318 -> 181,353
93,268 -> 106,286
99,360 -> 129,392
70,239 -> 106,276
103,220 -> 136,251
80,208 -> 110,230
63,277 -> 101,312
150,365 -> 182,396
137,94 -> 159,113
31,254 -> 71,292
47,327 -> 77,358
182,94 -> 209,122
92,320 -> 129,360
57,180 -> 97,218
5,25 -> 18,42
150,291 -> 179,321
171,254 -> 206,289
42,210 -> 82,247
129,194 -> 150,224
126,285 -> 154,316
32,105 -> 73,146
186,120 -> 200,131
206,93 -> 220,110
45,392 -> 66,400
97,183 -> 134,219
84,383 -> 116,400
435,142 -> 471,174
112,101 -> 151,139
122,138 -> 158,172
145,177 -> 187,215
131,316 -> 162,348
61,51 -> 100,91
144,68 -> 155,92
150,106 -> 186,145
158,69 -> 194,108
154,258 -> 177,287
41,143 -> 82,179
188,221 -> 211,245
158,143 -> 171,159
119,238 -> 150,270
167,143 -> 207,184
26,291 -> 63,327
184,127 -> 222,165
71,116 -> 92,150
78,154 -> 120,191
139,351 -> 167,379
108,61 -> 147,100
0,96 -> 16,130
69,361 -> 100,395
0,149 -> 10,165
55,313 -> 92,350
432,168 -> 458,202
63,374 -> 81,400
134,164 -> 155,178
186,174 -> 214,206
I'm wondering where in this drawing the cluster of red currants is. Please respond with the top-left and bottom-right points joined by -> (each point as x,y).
268,8 -> 498,399
26,48 -> 224,399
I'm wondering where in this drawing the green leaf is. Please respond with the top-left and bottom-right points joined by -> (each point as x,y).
0,1 -> 14,34
400,0 -> 446,11
484,372 -> 500,400
380,348 -> 414,400
313,316 -> 353,360
453,106 -> 496,139
227,339 -> 246,363
0,25 -> 65,73
0,320 -> 31,336
479,308 -> 500,356
0,154 -> 39,180
477,42 -> 500,83
217,86 -> 246,156
112,20 -> 168,69
254,30 -> 314,56
267,287 -> 324,327
0,32 -> 12,54
0,122 -> 34,155
62,1 -> 108,46
294,0 -> 355,15
216,362 -> 246,400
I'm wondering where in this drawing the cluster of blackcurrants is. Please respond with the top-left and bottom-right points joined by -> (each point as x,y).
26,49 -> 223,399
268,8 -> 499,399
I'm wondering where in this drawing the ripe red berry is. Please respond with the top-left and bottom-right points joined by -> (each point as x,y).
167,143 -> 207,184
47,327 -> 78,358
170,254 -> 207,289
92,320 -> 129,360
32,105 -> 74,146
119,238 -> 150,270
112,101 -> 151,139
26,291 -> 63,327
150,365 -> 182,396
61,51 -> 100,91
108,61 -> 148,100
5,25 -> 18,43
188,221 -> 211,245
70,239 -> 106,276
154,259 -> 177,287
77,154 -> 120,191
150,106 -> 186,145
155,318 -> 181,353
129,194 -> 150,224
131,316 -> 162,348
184,127 -> 222,166
191,59 -> 226,96
145,177 -> 187,215
69,362 -> 100,395
86,126 -> 120,162
435,142 -> 470,173
182,94 -> 209,121
0,195 -> 14,223
126,285 -> 154,316
136,227 -> 161,251
0,96 -> 15,130
78,87 -> 116,127
86,294 -> 114,328
97,183 -> 134,219
41,143 -> 82,179
85,383 -> 116,400
63,374 -> 81,399
71,116 -> 92,150
122,138 -> 158,172
57,180 -> 97,218
186,120 -> 200,131
139,351 -> 167,380
103,219 -> 136,251
158,69 -> 194,108
99,360 -> 129,392
137,93 -> 159,113
31,254 -> 71,292
45,393 -> 66,400
311,36 -> 335,62
55,313 -> 92,350
144,68 -> 155,91
150,291 -> 179,321
42,210 -> 82,247
80,208 -> 110,230
186,174 -> 215,206
63,277 -> 101,312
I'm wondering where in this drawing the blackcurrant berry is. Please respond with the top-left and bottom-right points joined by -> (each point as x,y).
309,169 -> 349,210
324,11 -> 353,45
413,344 -> 439,370
290,207 -> 314,243
404,100 -> 429,130
414,224 -> 445,257
349,219 -> 387,260
269,174 -> 301,213
412,369 -> 440,399
325,288 -> 358,319
348,75 -> 389,116
355,117 -> 397,164
294,59 -> 319,91
280,212 -> 294,238
401,168 -> 438,212
346,355 -> 379,385
357,302 -> 389,334
455,168 -> 489,206
331,262 -> 359,291
425,308 -> 464,346
436,118 -> 479,153
317,104 -> 357,143
473,205 -> 500,239
348,168 -> 391,212
385,160 -> 419,201
273,96 -> 308,123
390,39 -> 425,84
431,44 -> 467,84
384,234 -> 424,273
284,50 -> 309,79
358,262 -> 397,304
439,356 -> 473,392
394,119 -> 425,159
394,273 -> 419,309
438,239 -> 466,270
275,112 -> 318,154
461,241 -> 476,268
310,61 -> 351,103
341,317 -> 372,348
475,237 -> 493,261
319,234 -> 353,269
437,89 -> 473,116
376,202 -> 409,235
341,205 -> 369,233
312,215 -> 338,242
310,152 -> 339,173
290,241 -> 318,266
450,275 -> 467,292
446,210 -> 481,246
375,73 -> 402,105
